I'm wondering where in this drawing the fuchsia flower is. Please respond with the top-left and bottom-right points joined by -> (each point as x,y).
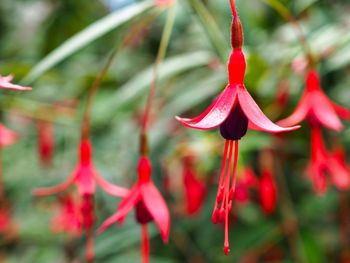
308,127 -> 350,194
176,2 -> 298,255
51,195 -> 82,236
0,208 -> 12,233
235,167 -> 258,204
37,121 -> 54,166
0,75 -> 31,91
259,169 -> 277,214
182,156 -> 206,216
278,70 -> 350,131
33,140 -> 128,261
278,70 -> 350,193
98,156 -> 170,263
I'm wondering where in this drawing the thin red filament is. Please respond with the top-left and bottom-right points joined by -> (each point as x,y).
141,224 -> 150,263
212,140 -> 239,255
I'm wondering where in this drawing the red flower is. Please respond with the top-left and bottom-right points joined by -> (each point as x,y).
0,75 -> 31,91
176,7 -> 298,254
182,156 -> 206,216
98,156 -> 170,263
51,195 -> 82,236
0,124 -> 19,148
33,140 -> 128,261
328,148 -> 350,191
37,121 -> 54,166
308,126 -> 350,194
259,169 -> 277,214
33,140 -> 128,197
0,208 -> 12,233
235,167 -> 258,204
278,70 -> 350,131
278,69 -> 350,194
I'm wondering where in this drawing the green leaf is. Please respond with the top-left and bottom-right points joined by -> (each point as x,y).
23,0 -> 154,84
92,51 -> 214,125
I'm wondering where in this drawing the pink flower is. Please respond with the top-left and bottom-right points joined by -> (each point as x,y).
98,156 -> 170,263
182,156 -> 206,216
278,70 -> 350,131
308,126 -> 350,194
259,169 -> 277,214
33,140 -> 128,261
51,195 -> 82,236
37,121 -> 54,166
0,75 -> 31,91
235,167 -> 258,204
278,69 -> 350,194
176,10 -> 298,255
33,140 -> 128,197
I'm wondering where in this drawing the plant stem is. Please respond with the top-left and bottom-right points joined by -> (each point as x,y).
80,15 -> 157,140
273,147 -> 307,263
141,2 -> 177,135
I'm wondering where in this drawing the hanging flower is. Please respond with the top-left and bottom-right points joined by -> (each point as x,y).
182,155 -> 206,216
277,69 -> 350,193
33,140 -> 128,261
235,167 -> 258,204
259,169 -> 277,214
0,75 -> 31,91
278,70 -> 350,131
51,195 -> 82,236
308,126 -> 350,194
98,155 -> 170,263
37,120 -> 55,166
176,2 -> 298,255
327,148 -> 350,190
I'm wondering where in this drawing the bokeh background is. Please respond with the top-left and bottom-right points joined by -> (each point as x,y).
1,0 -> 350,262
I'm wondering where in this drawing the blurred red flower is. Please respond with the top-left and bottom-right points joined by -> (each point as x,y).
98,156 -> 170,263
259,169 -> 277,214
37,121 -> 54,166
235,167 -> 258,204
182,156 -> 206,216
33,140 -> 128,261
51,195 -> 82,236
278,70 -> 350,131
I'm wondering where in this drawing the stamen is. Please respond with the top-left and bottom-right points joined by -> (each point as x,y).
230,140 -> 239,198
141,224 -> 150,263
213,140 -> 230,224
86,228 -> 94,263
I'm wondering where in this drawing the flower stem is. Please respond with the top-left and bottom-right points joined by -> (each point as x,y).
272,147 -> 307,263
141,1 -> 177,136
81,15 -> 157,140
229,0 -> 237,17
